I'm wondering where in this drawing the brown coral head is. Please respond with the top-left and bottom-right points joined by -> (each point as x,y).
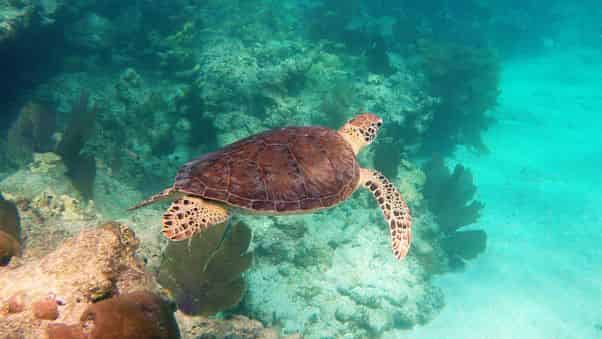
0,230 -> 20,266
347,112 -> 383,144
32,297 -> 59,320
6,293 -> 25,314
79,291 -> 180,339
47,323 -> 85,339
0,198 -> 21,241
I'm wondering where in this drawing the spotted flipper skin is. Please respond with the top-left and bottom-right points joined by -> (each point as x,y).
162,196 -> 229,241
360,168 -> 412,260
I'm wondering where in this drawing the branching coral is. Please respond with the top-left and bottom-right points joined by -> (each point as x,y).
158,221 -> 253,316
417,39 -> 500,155
422,156 -> 486,270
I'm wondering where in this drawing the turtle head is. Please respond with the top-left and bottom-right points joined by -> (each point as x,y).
339,112 -> 383,154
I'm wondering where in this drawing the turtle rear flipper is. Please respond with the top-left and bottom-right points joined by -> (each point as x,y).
360,168 -> 412,260
128,188 -> 178,211
162,196 -> 229,241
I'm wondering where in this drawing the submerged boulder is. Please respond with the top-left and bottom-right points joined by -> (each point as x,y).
47,291 -> 180,339
0,222 -> 160,338
0,198 -> 20,266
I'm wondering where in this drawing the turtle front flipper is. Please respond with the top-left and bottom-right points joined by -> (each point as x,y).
359,168 -> 412,260
162,196 -> 229,241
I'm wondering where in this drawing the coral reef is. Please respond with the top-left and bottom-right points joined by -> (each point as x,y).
0,0 -> 528,336
422,156 -> 487,270
416,39 -> 500,155
241,201 -> 444,337
158,222 -> 253,316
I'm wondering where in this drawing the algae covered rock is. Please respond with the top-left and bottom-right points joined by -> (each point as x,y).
0,222 -> 158,338
176,314 -> 292,339
158,221 -> 253,316
0,197 -> 20,266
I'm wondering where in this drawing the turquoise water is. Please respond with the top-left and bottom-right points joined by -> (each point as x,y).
408,50 -> 602,338
1,1 -> 601,338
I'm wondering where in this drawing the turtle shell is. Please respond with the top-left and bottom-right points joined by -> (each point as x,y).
173,126 -> 360,213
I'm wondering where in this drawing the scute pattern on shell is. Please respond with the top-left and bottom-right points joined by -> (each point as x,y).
174,126 -> 360,212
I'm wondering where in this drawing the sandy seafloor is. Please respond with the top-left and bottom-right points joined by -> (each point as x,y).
406,49 -> 602,339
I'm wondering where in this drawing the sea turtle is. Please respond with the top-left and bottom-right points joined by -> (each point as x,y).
129,113 -> 412,259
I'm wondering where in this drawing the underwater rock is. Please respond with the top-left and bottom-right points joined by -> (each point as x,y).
32,297 -> 60,320
0,198 -> 20,266
0,152 -> 76,201
158,222 -> 252,316
28,152 -> 65,175
176,313 -> 293,339
5,293 -> 25,314
47,291 -> 180,339
0,222 -> 157,338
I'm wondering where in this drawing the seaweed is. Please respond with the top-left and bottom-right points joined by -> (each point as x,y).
417,39 -> 500,155
422,156 -> 486,269
158,221 -> 253,316
6,101 -> 57,166
56,91 -> 98,200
